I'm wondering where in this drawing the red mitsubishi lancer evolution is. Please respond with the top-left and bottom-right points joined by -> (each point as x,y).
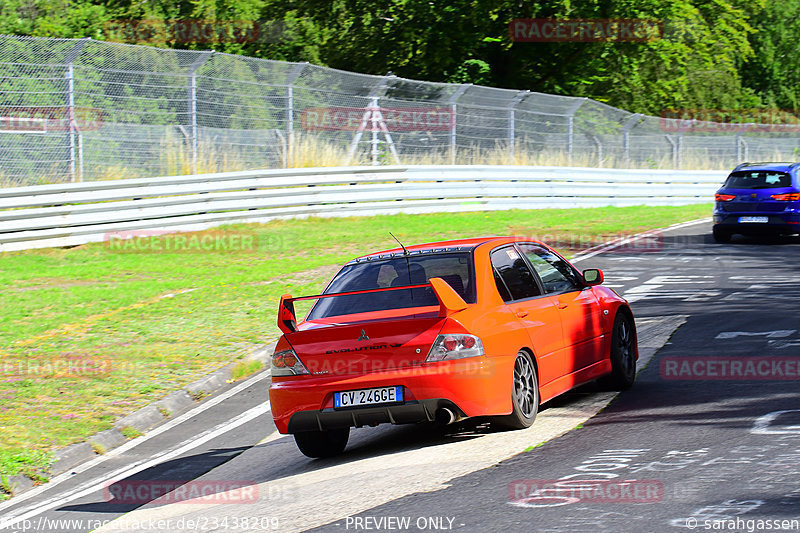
269,236 -> 637,457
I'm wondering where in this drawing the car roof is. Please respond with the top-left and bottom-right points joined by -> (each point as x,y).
347,236 -> 532,264
732,162 -> 800,173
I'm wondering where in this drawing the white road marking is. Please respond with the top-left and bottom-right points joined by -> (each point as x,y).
646,275 -> 714,284
570,218 -> 711,264
730,276 -> 799,283
767,340 -> 800,349
715,330 -> 796,340
752,410 -> 800,435
620,273 -> 722,303
625,284 -> 663,294
0,369 -> 272,515
0,402 -> 270,530
624,289 -> 721,303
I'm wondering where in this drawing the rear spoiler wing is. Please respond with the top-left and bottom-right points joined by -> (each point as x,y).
278,277 -> 468,334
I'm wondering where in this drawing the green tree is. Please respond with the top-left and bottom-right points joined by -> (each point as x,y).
741,0 -> 800,110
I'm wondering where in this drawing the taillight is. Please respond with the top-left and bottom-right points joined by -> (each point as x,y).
715,193 -> 736,202
770,193 -> 800,201
426,334 -> 484,362
271,349 -> 310,376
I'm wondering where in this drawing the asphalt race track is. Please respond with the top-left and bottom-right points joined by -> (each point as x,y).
2,219 -> 800,533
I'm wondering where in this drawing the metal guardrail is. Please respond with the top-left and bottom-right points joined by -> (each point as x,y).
0,165 -> 725,252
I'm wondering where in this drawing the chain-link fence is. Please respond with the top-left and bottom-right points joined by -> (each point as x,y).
2,34 -> 800,187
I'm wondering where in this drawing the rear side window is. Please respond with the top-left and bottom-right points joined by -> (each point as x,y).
724,171 -> 792,189
491,247 -> 541,302
307,253 -> 474,319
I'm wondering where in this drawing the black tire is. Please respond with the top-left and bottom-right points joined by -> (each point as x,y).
293,428 -> 349,458
598,312 -> 637,390
493,351 -> 539,430
712,227 -> 732,243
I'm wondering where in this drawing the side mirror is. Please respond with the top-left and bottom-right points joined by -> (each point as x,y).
278,294 -> 297,334
582,268 -> 604,286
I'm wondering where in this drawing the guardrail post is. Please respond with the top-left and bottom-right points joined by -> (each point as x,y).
285,62 -> 308,168
187,51 -> 214,175
64,38 -> 90,182
448,84 -> 470,164
508,91 -> 528,162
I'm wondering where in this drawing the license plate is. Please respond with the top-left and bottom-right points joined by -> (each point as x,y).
334,386 -> 403,409
738,216 -> 769,223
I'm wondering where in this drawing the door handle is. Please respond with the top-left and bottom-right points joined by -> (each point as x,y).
557,303 -> 568,309
516,310 -> 528,318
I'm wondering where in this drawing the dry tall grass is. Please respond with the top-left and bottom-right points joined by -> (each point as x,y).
4,132 -> 787,189
286,134 -> 366,168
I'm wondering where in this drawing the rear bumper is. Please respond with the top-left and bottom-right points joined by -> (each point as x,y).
286,398 -> 461,433
269,356 -> 510,434
713,213 -> 800,235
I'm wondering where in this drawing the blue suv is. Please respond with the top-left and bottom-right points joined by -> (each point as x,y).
712,162 -> 800,242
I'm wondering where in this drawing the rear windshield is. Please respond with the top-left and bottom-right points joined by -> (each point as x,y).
724,171 -> 792,189
307,253 -> 475,320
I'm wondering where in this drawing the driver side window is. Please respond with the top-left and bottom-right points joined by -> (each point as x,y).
518,244 -> 580,294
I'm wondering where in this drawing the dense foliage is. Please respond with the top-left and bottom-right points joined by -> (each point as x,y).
1,0 -> 798,115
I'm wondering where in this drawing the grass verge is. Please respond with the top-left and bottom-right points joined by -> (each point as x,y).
0,204 -> 711,485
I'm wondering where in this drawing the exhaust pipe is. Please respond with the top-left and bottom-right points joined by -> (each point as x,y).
435,407 -> 456,425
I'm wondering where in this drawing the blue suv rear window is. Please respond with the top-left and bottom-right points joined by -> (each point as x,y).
724,171 -> 792,189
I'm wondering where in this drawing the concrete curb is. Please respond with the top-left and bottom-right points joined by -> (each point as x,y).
7,342 -> 274,497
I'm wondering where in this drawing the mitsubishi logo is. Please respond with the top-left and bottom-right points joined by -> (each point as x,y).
358,329 -> 369,341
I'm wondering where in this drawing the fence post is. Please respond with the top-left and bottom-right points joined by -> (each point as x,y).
187,51 -> 214,175
508,91 -> 528,162
64,38 -> 90,182
448,84 -> 470,165
735,124 -> 753,162
564,98 -> 585,164
285,62 -> 308,168
664,132 -> 683,170
622,113 -> 643,166
587,133 -> 603,167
